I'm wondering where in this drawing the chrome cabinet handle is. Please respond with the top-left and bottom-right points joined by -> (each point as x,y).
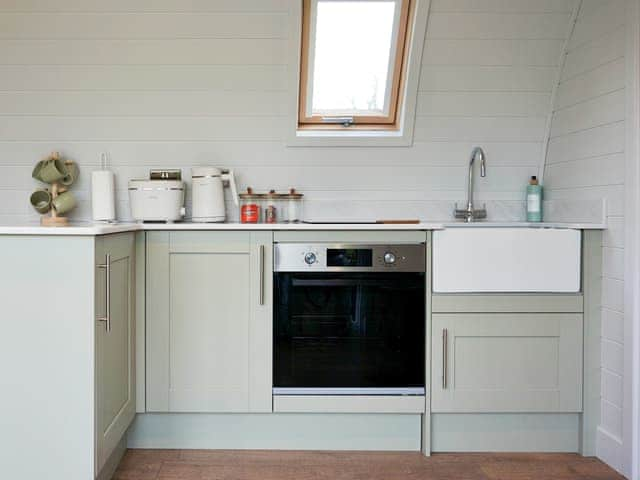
442,328 -> 448,389
259,245 -> 265,306
97,254 -> 111,332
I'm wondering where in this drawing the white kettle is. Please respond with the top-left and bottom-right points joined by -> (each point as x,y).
191,167 -> 239,223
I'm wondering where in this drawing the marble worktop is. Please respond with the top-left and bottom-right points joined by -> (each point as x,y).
0,220 -> 607,235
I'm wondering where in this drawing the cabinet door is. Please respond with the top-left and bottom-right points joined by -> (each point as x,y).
95,233 -> 136,475
146,231 -> 272,413
431,313 -> 582,413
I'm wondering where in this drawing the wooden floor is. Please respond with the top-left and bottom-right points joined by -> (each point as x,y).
113,449 -> 627,480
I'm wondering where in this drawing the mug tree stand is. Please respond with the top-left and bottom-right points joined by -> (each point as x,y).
41,183 -> 69,227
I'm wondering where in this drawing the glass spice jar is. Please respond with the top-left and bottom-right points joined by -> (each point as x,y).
264,190 -> 280,224
239,187 -> 263,224
280,188 -> 304,223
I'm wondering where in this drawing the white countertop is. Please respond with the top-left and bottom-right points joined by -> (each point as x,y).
0,222 -> 142,236
0,220 -> 607,235
440,221 -> 606,229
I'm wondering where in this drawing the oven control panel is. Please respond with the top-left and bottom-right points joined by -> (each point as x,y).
274,243 -> 426,273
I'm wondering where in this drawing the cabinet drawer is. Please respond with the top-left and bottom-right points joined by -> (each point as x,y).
432,294 -> 583,313
431,313 -> 583,413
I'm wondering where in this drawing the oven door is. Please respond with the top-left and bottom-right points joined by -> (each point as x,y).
273,272 -> 425,395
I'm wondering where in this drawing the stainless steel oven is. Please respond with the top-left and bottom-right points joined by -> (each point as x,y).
273,243 -> 426,396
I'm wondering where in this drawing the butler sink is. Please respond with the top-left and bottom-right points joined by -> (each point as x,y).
433,228 -> 581,293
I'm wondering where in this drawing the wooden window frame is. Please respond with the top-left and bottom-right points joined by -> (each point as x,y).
298,0 -> 413,130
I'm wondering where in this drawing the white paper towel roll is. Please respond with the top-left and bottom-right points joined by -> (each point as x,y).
92,170 -> 116,222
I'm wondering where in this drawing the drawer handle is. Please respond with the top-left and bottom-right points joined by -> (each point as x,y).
442,328 -> 448,389
97,254 -> 111,332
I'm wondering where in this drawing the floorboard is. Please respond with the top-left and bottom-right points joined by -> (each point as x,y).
112,450 -> 627,480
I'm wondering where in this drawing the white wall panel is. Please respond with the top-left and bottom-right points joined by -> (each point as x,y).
546,122 -> 625,164
550,90 -> 625,137
0,39 -> 288,65
426,13 -> 570,39
561,29 -> 624,80
567,1 -> 625,49
602,308 -> 625,344
0,117 -> 286,142
0,13 -> 288,39
602,338 -> 624,374
417,92 -> 551,117
542,1 -> 626,470
0,0 -> 578,224
603,216 -> 625,247
414,117 -> 546,142
603,247 -> 625,280
0,65 -> 288,90
601,400 -> 623,440
0,91 -> 289,116
421,39 -> 563,66
430,0 -> 576,13
545,154 -> 625,189
602,369 -> 624,406
419,66 -> 557,92
555,58 -> 625,109
0,0 -> 290,13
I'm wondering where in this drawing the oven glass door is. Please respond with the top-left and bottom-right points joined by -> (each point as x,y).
274,272 -> 425,393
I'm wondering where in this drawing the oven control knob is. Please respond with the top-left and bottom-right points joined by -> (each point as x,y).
383,252 -> 396,264
304,252 -> 317,265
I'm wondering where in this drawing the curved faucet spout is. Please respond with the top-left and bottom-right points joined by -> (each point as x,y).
455,147 -> 488,222
467,147 -> 486,210
470,146 -> 486,177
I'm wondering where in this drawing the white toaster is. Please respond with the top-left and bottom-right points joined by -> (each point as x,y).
128,179 -> 185,222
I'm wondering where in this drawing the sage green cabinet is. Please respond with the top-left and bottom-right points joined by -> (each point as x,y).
431,313 -> 583,413
94,233 -> 136,476
146,231 -> 273,413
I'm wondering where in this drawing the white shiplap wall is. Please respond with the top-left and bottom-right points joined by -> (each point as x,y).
0,0 -> 578,223
543,0 -> 626,473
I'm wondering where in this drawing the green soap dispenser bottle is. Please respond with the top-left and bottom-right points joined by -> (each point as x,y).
526,176 -> 543,222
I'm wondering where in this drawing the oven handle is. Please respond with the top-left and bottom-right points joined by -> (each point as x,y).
272,387 -> 426,396
290,278 -> 423,288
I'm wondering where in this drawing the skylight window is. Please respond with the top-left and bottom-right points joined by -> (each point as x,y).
298,0 -> 411,129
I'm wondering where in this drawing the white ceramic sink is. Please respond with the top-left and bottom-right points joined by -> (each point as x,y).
433,228 -> 582,293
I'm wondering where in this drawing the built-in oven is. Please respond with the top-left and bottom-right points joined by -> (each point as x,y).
273,243 -> 426,396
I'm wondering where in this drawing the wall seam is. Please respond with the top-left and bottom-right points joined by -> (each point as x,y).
539,0 -> 583,183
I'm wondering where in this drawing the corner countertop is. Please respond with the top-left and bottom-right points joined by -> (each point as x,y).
0,220 -> 607,236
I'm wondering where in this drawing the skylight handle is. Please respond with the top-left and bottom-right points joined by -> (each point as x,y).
322,116 -> 354,127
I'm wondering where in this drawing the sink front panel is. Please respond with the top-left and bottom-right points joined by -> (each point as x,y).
433,228 -> 581,293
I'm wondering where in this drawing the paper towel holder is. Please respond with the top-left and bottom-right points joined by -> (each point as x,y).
92,152 -> 116,223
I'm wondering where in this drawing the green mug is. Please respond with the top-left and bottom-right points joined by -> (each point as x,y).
31,160 -> 46,181
37,158 -> 67,184
52,191 -> 77,215
30,189 -> 52,214
60,161 -> 79,187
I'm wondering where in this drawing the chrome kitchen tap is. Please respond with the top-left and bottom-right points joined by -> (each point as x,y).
454,147 -> 487,222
